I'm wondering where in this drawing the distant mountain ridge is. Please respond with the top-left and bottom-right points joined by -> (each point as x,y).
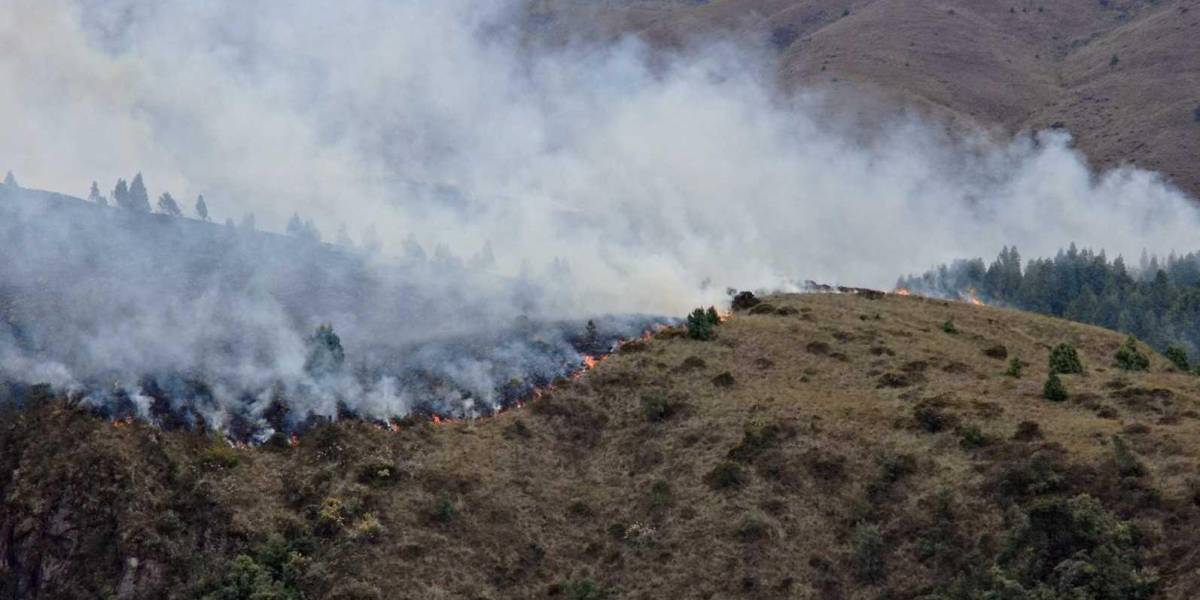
530,0 -> 1200,198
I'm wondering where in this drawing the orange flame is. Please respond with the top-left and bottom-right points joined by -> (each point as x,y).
964,288 -> 984,306
893,288 -> 911,296
288,433 -> 299,448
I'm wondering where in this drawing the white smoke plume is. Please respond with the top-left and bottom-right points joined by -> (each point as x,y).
2,0 -> 1200,434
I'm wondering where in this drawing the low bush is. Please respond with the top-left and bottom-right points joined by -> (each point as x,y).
1111,435 -> 1148,479
197,441 -> 240,470
706,461 -> 747,490
433,490 -> 455,524
1165,345 -> 1190,371
1043,373 -> 1067,402
711,372 -> 736,387
646,480 -> 672,513
350,513 -> 384,542
1049,343 -> 1083,374
957,425 -> 990,449
1006,357 -> 1023,378
735,514 -> 770,542
914,403 -> 953,433
727,424 -> 787,462
640,392 -> 672,422
198,535 -> 308,600
1115,336 -> 1150,372
941,319 -> 958,334
851,521 -> 885,583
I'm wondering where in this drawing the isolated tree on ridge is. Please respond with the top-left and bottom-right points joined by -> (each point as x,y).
87,181 -> 106,206
195,194 -> 209,221
3,171 -> 16,187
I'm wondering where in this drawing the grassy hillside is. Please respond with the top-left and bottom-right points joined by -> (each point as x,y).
528,0 -> 1200,198
5,292 -> 1200,598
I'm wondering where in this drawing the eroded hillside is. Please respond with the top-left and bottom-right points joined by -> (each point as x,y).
4,292 -> 1200,598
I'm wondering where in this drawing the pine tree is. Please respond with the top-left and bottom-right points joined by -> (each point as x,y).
3,171 -> 16,187
195,194 -> 209,221
1043,373 -> 1067,402
286,213 -> 304,236
240,213 -> 256,231
304,324 -> 345,376
157,192 -> 182,217
112,179 -> 129,208
687,308 -> 715,341
1049,343 -> 1084,374
128,173 -> 151,212
87,181 -> 106,206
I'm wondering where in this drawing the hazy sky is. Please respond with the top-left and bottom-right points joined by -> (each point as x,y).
3,0 -> 1199,316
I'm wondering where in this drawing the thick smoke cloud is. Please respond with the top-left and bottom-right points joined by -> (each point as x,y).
5,0 -> 1200,303
2,0 -> 1200,434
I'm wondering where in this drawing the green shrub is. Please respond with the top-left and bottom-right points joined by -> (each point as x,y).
198,441 -> 240,470
1165,345 -> 1190,372
1115,336 -> 1149,371
705,461 -> 747,490
315,497 -> 346,536
727,424 -> 785,461
958,425 -> 990,449
350,513 -> 385,542
1111,435 -> 1147,478
941,319 -> 957,334
356,461 -> 398,487
735,514 -> 770,542
1043,373 -> 1068,402
567,500 -> 593,517
647,480 -> 672,513
1194,105 -> 1200,123
851,521 -> 885,583
705,306 -> 721,326
686,308 -> 715,340
433,490 -> 455,524
1049,343 -> 1083,374
198,536 -> 308,600
503,418 -> 531,439
1006,357 -> 1023,378
558,579 -> 604,600
640,392 -> 671,422
1000,495 -> 1154,599
914,404 -> 952,433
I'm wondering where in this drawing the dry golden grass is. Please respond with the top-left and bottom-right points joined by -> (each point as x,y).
6,291 -> 1200,598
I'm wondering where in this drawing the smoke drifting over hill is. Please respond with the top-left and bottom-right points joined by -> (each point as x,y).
3,1 -> 1200,434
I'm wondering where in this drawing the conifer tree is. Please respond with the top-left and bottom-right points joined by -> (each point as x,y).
157,192 -> 182,217
195,194 -> 209,221
127,173 -> 151,212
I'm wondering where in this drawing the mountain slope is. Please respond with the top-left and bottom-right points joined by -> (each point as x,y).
4,292 -> 1200,598
529,0 -> 1200,198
